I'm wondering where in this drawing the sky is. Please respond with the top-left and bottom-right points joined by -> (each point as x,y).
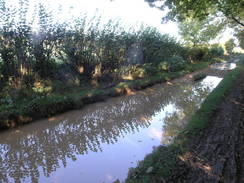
39,0 -> 179,38
3,0 -> 233,43
43,0 -> 234,43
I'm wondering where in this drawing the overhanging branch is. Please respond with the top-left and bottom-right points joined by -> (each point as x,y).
231,15 -> 244,27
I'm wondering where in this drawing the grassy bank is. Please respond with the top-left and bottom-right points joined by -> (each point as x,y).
125,61 -> 244,183
0,61 -> 211,130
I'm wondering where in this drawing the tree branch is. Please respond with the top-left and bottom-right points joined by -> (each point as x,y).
231,15 -> 244,27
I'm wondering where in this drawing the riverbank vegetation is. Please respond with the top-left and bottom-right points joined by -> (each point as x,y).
0,0 -> 227,129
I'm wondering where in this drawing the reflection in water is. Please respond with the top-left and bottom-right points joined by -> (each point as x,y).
210,62 -> 236,70
0,76 -> 222,183
162,76 -> 222,144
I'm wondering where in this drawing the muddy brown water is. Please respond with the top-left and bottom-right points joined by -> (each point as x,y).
0,65 -> 233,183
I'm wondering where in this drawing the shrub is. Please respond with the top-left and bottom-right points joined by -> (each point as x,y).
157,61 -> 169,71
225,39 -> 236,54
22,95 -> 76,117
21,74 -> 36,87
129,64 -> 158,79
187,47 -> 210,62
209,44 -> 224,57
140,27 -> 185,63
143,64 -> 158,75
130,66 -> 146,79
235,30 -> 244,49
168,56 -> 187,72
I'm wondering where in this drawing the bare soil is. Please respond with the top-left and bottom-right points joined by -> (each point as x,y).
168,71 -> 244,183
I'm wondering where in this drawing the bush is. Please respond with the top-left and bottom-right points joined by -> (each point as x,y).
168,56 -> 187,72
143,64 -> 159,75
187,47 -> 210,62
186,45 -> 224,63
235,30 -> 244,49
157,61 -> 169,71
209,44 -> 224,57
130,66 -> 147,79
225,39 -> 236,54
22,95 -> 76,117
141,27 -> 185,63
128,64 -> 158,79
22,74 -> 36,87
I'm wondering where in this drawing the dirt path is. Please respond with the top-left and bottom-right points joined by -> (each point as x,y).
169,70 -> 244,183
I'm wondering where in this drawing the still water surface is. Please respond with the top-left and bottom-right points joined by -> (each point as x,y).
210,62 -> 236,70
0,76 -> 223,183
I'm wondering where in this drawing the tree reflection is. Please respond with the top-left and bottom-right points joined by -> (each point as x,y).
162,78 -> 219,144
0,76 -> 220,182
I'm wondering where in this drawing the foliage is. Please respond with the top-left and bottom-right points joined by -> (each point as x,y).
0,0 -> 191,91
184,62 -> 209,72
157,61 -> 169,71
184,44 -> 224,63
140,27 -> 185,63
209,44 -> 224,57
0,0 -> 226,129
129,64 -> 158,79
225,38 -> 236,54
179,17 -> 225,46
168,56 -> 186,72
145,0 -> 244,27
235,29 -> 244,49
186,46 -> 210,62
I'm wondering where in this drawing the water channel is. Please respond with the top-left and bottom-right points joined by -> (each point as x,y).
0,63 -> 235,183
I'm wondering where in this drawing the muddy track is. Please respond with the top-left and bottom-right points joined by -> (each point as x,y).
169,72 -> 244,183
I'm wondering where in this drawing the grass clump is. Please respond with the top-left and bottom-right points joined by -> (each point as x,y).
126,145 -> 182,183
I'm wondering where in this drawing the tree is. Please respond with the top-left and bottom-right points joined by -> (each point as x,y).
235,29 -> 244,49
225,38 -> 236,54
178,16 -> 225,46
145,0 -> 244,27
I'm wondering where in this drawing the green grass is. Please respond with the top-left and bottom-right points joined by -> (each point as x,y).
185,62 -> 209,72
126,145 -> 182,183
125,62 -> 244,183
184,65 -> 242,134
